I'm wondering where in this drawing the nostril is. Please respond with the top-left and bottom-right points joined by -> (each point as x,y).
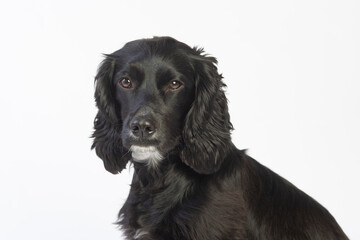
145,126 -> 154,135
130,120 -> 140,136
132,125 -> 140,133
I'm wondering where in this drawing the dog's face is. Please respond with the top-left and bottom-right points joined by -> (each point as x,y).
92,37 -> 233,174
115,54 -> 195,165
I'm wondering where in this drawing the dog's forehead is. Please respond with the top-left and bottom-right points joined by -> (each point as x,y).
118,54 -> 193,81
121,37 -> 193,56
129,56 -> 174,71
115,40 -> 193,69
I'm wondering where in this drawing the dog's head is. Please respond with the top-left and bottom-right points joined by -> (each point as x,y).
92,37 -> 233,174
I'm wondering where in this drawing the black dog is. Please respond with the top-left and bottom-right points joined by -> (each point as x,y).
92,37 -> 348,239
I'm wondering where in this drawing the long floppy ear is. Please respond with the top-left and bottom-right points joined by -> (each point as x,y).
180,49 -> 233,174
91,55 -> 131,174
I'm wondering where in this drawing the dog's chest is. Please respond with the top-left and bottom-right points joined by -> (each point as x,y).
124,186 -> 198,238
126,190 -> 247,240
123,167 -> 247,239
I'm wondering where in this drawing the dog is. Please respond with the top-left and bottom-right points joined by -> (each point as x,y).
92,37 -> 348,239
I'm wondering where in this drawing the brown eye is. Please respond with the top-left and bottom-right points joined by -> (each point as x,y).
169,80 -> 182,90
119,78 -> 132,88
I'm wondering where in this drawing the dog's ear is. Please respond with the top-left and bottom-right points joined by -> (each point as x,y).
94,55 -> 117,122
181,49 -> 233,174
91,55 -> 130,174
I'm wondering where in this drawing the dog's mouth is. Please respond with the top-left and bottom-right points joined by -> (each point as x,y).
130,145 -> 164,164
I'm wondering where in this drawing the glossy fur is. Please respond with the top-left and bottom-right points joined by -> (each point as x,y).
92,37 -> 348,239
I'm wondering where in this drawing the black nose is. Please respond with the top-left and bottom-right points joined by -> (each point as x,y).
130,117 -> 156,138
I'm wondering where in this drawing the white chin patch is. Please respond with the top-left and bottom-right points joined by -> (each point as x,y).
130,145 -> 163,166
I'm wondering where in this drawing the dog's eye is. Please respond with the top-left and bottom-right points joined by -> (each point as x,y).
169,80 -> 182,90
119,78 -> 132,88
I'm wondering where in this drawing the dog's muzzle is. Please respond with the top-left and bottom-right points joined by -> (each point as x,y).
130,145 -> 163,166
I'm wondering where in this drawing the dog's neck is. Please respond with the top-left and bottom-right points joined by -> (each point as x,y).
132,154 -> 200,190
128,155 -> 207,222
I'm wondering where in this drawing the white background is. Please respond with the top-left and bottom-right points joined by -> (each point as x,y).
0,0 -> 359,239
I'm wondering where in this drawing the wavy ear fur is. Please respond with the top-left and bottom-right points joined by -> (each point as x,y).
181,49 -> 233,174
91,55 -> 130,174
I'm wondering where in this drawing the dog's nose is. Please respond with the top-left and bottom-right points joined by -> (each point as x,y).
130,117 -> 156,138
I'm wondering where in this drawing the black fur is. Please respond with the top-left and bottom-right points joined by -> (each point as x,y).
92,37 -> 348,239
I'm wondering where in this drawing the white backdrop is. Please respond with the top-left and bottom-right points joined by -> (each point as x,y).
1,0 -> 359,239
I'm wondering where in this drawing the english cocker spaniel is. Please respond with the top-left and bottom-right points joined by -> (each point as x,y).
92,37 -> 348,239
